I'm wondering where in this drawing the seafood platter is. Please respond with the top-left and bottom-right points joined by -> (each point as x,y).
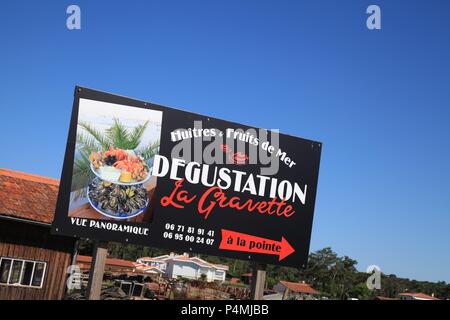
89,146 -> 151,185
87,178 -> 148,219
87,147 -> 151,219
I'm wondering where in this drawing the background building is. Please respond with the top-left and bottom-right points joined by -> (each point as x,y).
138,253 -> 228,282
0,169 -> 75,300
398,292 -> 439,300
273,280 -> 319,300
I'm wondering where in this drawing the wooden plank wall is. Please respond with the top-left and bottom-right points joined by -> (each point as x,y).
0,219 -> 75,300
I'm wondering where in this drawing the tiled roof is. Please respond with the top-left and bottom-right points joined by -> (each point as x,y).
0,169 -> 59,224
398,292 -> 439,300
280,281 -> 319,295
76,255 -> 135,268
135,265 -> 164,274
139,255 -> 170,262
138,254 -> 229,270
173,255 -> 229,270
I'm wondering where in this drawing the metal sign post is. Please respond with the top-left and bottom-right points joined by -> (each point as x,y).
250,262 -> 267,300
86,241 -> 108,300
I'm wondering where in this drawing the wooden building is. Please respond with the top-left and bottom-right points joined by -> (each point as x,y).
0,169 -> 75,300
273,280 -> 320,300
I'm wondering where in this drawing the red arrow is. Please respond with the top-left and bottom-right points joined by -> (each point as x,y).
219,229 -> 295,261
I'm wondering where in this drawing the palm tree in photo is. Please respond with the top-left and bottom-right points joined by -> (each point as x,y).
71,118 -> 160,198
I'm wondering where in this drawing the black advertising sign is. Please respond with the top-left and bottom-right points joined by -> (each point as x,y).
52,87 -> 322,268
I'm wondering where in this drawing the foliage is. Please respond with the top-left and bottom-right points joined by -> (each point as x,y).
76,240 -> 450,300
348,282 -> 374,300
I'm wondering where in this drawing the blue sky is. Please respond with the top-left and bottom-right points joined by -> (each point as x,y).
0,1 -> 449,282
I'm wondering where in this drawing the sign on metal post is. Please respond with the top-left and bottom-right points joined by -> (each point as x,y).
53,87 -> 322,269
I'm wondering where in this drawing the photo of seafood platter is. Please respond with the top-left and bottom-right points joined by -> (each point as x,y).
85,146 -> 154,219
87,147 -> 152,219
68,98 -> 162,222
89,146 -> 151,185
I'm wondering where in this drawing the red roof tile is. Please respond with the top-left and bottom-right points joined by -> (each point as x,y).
280,281 -> 319,295
76,255 -> 136,268
0,169 -> 59,224
398,292 -> 440,300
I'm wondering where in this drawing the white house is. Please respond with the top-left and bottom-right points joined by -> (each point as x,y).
398,292 -> 439,300
137,253 -> 229,282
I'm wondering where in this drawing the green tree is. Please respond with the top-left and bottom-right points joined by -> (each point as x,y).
348,282 -> 373,300
75,242 -> 450,300
300,247 -> 338,297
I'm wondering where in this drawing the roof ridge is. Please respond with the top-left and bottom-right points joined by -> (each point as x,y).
399,292 -> 437,297
0,168 -> 59,186
281,280 -> 309,285
77,255 -> 135,266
